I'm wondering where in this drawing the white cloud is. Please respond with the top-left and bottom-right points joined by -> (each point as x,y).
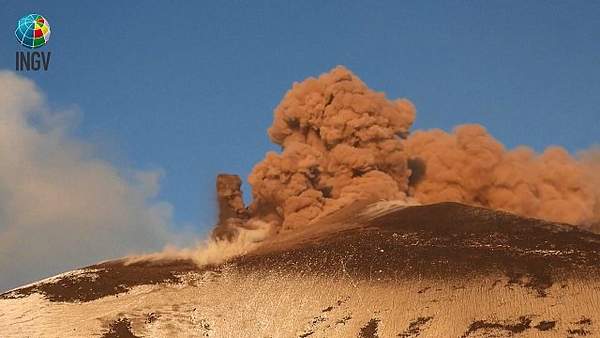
0,71 -> 183,290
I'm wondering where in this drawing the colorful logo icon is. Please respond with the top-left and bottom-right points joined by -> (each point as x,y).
15,14 -> 51,49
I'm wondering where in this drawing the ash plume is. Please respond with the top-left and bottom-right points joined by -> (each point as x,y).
406,126 -> 600,227
247,66 -> 416,231
222,66 -> 599,236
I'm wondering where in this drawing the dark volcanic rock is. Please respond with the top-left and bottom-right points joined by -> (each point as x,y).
398,316 -> 434,337
534,320 -> 556,331
4,202 -> 600,304
358,318 -> 380,338
461,316 -> 532,337
233,202 -> 600,295
100,318 -> 140,338
0,259 -> 200,302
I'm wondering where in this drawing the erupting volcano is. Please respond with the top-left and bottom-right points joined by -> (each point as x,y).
2,67 -> 600,337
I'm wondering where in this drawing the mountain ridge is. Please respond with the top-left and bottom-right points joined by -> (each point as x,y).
2,202 -> 600,337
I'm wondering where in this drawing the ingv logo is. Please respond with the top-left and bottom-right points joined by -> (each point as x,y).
15,14 -> 52,71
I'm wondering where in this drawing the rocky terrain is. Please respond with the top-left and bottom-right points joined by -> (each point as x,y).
2,201 -> 600,337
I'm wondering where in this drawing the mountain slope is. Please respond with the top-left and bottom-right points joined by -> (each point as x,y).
2,202 -> 600,337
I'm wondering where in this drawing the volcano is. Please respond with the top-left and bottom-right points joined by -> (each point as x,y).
2,202 -> 600,337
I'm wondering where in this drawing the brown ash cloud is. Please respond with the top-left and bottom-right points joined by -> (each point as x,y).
227,66 -> 600,235
247,66 -> 416,231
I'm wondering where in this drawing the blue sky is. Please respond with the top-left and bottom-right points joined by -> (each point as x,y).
1,1 -> 599,232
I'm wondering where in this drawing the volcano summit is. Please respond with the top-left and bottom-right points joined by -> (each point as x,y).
1,67 -> 599,337
2,202 -> 600,337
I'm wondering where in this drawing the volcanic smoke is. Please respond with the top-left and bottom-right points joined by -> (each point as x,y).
213,66 -> 600,239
